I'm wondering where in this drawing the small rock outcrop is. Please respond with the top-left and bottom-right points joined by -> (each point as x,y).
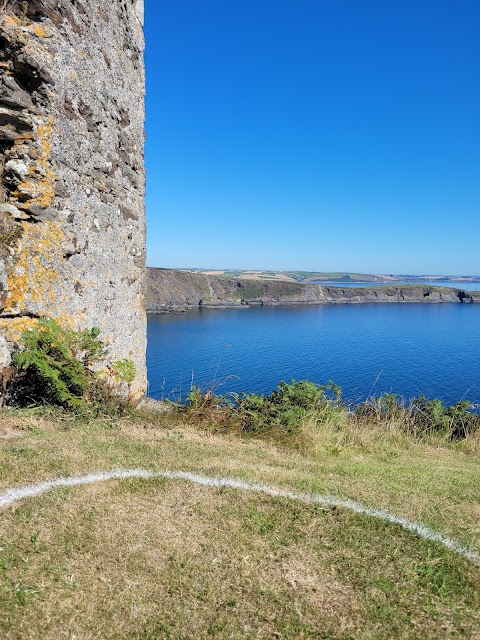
0,1 -> 146,398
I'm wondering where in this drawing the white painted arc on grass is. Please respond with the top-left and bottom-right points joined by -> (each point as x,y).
0,469 -> 478,566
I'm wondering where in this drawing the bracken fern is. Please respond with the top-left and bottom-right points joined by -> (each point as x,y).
12,318 -> 107,409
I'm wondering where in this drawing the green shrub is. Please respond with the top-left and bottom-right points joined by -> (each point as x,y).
175,380 -> 337,437
111,359 -> 136,385
445,400 -> 478,440
11,318 -> 107,409
108,359 -> 137,404
176,385 -> 232,427
357,392 -> 405,419
357,392 -> 479,441
234,380 -> 338,435
175,378 -> 479,446
409,395 -> 478,440
185,385 -> 206,409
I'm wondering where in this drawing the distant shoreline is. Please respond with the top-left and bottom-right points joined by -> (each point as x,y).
146,268 -> 479,314
170,268 -> 480,286
307,280 -> 480,291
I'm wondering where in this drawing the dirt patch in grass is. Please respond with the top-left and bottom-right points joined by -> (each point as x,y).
0,425 -> 23,440
0,412 -> 27,439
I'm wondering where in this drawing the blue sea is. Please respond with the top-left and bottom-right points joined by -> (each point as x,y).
147,304 -> 480,406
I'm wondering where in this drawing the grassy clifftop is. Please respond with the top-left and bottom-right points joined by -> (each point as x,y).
0,406 -> 479,638
146,268 -> 479,312
146,267 -> 307,311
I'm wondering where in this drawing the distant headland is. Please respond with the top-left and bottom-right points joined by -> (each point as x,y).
146,268 -> 479,314
166,269 -> 480,286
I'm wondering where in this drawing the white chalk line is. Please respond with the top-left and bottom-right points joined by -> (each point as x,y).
0,469 -> 478,566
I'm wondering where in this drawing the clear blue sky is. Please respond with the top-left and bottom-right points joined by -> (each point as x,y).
145,0 -> 480,274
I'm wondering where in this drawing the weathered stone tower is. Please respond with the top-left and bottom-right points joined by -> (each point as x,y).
0,0 -> 147,399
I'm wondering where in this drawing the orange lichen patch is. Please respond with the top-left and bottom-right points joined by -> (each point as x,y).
12,118 -> 56,211
54,314 -> 78,330
130,388 -> 145,403
6,15 -> 53,39
11,138 -> 35,156
0,317 -> 39,342
12,133 -> 35,143
4,220 -> 68,315
1,15 -> 20,28
37,121 -> 53,155
15,169 -> 56,209
32,23 -> 51,38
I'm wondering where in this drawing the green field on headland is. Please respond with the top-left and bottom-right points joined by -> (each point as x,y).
180,268 -> 480,285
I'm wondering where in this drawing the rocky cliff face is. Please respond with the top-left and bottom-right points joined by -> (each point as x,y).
0,1 -> 146,398
147,268 -> 479,312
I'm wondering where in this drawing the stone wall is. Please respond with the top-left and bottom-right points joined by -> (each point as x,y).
0,0 -> 147,398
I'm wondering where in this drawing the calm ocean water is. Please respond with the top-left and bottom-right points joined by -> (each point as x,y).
147,304 -> 480,405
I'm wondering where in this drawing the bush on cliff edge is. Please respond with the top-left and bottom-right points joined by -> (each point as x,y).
7,318 -> 135,411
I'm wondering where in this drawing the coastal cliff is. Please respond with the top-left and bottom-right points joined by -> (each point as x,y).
0,1 -> 147,398
147,268 -> 479,313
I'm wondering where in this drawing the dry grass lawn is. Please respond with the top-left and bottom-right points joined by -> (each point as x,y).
0,409 -> 479,639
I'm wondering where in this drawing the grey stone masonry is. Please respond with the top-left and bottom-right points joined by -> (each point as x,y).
0,0 -> 147,399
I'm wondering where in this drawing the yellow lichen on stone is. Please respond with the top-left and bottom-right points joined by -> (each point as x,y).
4,220 -> 67,314
1,15 -> 20,28
12,118 -> 56,211
14,169 -> 56,208
13,133 -> 34,143
52,314 -> 77,330
0,317 -> 39,342
32,23 -> 51,38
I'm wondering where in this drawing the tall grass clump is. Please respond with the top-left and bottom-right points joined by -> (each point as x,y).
175,381 -> 480,453
176,379 -> 348,451
355,392 -> 480,442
